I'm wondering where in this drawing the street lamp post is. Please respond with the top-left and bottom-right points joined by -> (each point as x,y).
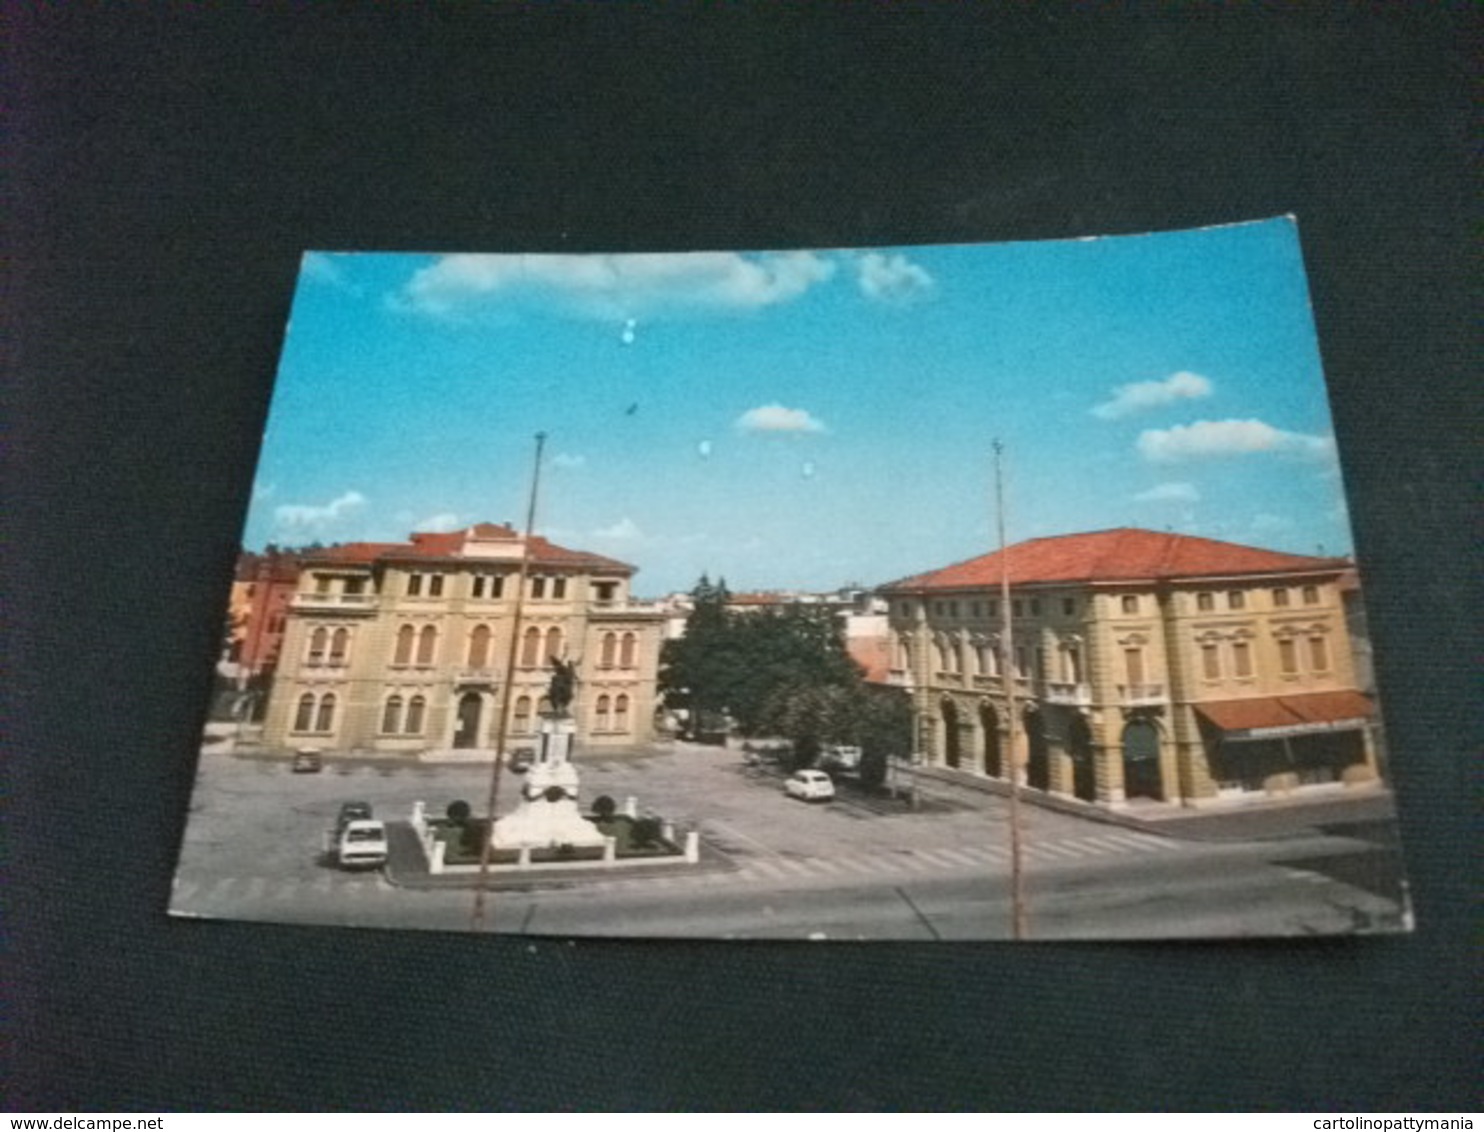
471,431 -> 547,933
995,439 -> 1029,941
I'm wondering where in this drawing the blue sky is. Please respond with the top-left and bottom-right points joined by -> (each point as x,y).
244,218 -> 1355,596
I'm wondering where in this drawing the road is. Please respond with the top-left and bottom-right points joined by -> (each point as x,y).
170,740 -> 1410,940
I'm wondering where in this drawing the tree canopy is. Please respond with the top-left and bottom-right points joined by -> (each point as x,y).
660,577 -> 912,770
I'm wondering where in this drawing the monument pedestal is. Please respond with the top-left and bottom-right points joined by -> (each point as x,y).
491,713 -> 606,850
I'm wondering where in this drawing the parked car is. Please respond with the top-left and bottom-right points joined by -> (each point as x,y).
784,769 -> 836,802
292,748 -> 323,773
335,801 -> 373,834
820,745 -> 862,772
507,747 -> 536,774
336,819 -> 388,870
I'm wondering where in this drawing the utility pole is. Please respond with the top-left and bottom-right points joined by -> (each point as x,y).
471,431 -> 547,933
994,439 -> 1028,941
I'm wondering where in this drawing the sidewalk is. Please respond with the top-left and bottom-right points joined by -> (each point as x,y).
906,763 -> 1394,842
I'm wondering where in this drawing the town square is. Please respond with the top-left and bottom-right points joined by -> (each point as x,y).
171,220 -> 1412,939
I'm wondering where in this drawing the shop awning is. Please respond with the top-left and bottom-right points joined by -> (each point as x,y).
1195,691 -> 1375,741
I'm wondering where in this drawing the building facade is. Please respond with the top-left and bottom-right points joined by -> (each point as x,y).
879,528 -> 1381,808
261,523 -> 665,755
223,550 -> 302,687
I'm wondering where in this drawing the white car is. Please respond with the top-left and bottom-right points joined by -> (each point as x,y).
336,819 -> 388,870
784,769 -> 835,802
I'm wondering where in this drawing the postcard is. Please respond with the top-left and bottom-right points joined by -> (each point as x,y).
172,218 -> 1412,939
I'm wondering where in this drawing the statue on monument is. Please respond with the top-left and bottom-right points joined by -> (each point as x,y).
546,656 -> 578,716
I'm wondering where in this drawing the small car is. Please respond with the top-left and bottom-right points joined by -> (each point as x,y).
507,747 -> 536,774
336,819 -> 388,870
784,769 -> 836,802
292,748 -> 323,773
335,801 -> 373,834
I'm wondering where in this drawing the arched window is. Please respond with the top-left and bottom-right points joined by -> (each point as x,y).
935,636 -> 950,672
1277,636 -> 1298,675
595,694 -> 612,731
382,695 -> 404,734
1063,641 -> 1083,683
1200,640 -> 1221,680
520,627 -> 541,668
294,693 -> 315,732
406,695 -> 426,733
614,694 -> 630,732
329,627 -> 349,665
315,693 -> 336,733
1232,638 -> 1254,678
416,625 -> 437,666
307,627 -> 328,666
600,632 -> 617,668
513,695 -> 532,734
619,632 -> 637,669
544,626 -> 562,663
468,624 -> 491,668
394,624 -> 415,666
1308,634 -> 1329,671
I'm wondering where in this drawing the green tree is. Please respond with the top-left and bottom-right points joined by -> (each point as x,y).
722,607 -> 861,734
659,574 -> 736,731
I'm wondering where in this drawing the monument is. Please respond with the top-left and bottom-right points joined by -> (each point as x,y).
490,657 -> 607,850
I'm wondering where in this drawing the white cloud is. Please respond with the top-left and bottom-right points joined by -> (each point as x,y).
1092,371 -> 1213,420
735,404 -> 826,435
856,252 -> 934,304
274,491 -> 366,531
1133,482 -> 1200,503
550,453 -> 586,470
592,517 -> 644,541
397,251 -> 836,321
414,512 -> 462,533
300,252 -> 362,295
1137,419 -> 1336,463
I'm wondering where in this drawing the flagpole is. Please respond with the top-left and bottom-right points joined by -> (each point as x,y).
995,439 -> 1028,941
471,431 -> 547,933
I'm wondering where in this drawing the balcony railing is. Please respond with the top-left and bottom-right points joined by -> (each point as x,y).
454,668 -> 498,686
1044,681 -> 1093,707
291,592 -> 377,611
1118,683 -> 1167,705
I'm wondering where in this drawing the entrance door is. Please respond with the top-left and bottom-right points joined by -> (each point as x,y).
941,699 -> 961,769
1122,719 -> 1162,800
453,692 -> 483,749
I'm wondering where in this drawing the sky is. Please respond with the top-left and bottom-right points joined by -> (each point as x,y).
243,217 -> 1356,597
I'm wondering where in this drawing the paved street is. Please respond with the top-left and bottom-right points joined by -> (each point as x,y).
170,740 -> 1410,940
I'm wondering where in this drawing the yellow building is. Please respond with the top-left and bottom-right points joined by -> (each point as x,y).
880,528 -> 1381,808
261,523 -> 665,756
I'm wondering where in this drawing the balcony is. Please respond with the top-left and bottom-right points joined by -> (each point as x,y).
587,600 -> 666,619
1044,681 -> 1092,707
454,668 -> 498,687
291,592 -> 377,613
1118,683 -> 1167,706
301,661 -> 349,678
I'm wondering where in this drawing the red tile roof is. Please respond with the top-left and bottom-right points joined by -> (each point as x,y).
881,528 -> 1349,592
302,524 -> 636,574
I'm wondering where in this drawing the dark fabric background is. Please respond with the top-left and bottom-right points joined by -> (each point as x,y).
8,4 -> 1479,1112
